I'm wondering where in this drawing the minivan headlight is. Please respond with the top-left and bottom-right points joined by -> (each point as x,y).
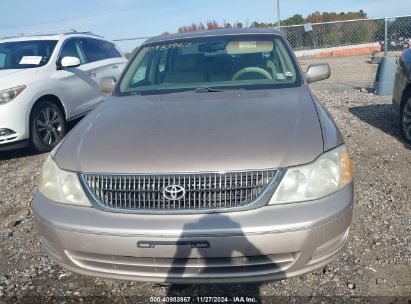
270,145 -> 352,204
39,155 -> 91,207
0,86 -> 26,105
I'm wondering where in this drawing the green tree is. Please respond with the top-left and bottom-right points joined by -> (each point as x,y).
282,14 -> 304,26
234,22 -> 243,28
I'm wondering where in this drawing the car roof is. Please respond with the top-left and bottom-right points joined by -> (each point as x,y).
0,32 -> 106,43
144,28 -> 283,45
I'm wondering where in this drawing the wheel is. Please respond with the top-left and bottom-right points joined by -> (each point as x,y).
30,101 -> 66,152
400,95 -> 411,145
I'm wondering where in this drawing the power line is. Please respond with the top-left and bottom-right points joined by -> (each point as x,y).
0,4 -> 153,30
113,36 -> 153,42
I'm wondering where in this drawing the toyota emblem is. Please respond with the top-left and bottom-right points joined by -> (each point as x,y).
162,185 -> 186,201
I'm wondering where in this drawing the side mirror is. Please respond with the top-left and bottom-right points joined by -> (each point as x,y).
100,77 -> 116,93
305,63 -> 331,83
60,56 -> 81,68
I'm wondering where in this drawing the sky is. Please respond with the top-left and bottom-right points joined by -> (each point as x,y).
0,0 -> 410,52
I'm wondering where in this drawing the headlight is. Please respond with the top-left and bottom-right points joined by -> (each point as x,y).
39,155 -> 91,207
0,86 -> 26,105
270,145 -> 352,204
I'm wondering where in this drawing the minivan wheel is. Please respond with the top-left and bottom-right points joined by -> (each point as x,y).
30,101 -> 66,152
400,96 -> 411,145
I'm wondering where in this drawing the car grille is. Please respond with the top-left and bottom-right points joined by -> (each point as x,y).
80,170 -> 281,213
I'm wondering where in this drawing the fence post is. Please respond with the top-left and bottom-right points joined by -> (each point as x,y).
276,0 -> 281,27
384,17 -> 388,57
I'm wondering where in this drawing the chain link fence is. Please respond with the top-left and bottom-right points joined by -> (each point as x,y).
113,15 -> 411,89
276,15 -> 411,88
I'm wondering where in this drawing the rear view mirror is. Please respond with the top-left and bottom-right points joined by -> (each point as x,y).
60,56 -> 80,68
226,41 -> 273,55
305,63 -> 331,83
100,77 -> 116,93
198,42 -> 226,53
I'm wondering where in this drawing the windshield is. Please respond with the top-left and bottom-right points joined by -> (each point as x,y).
118,35 -> 301,95
0,40 -> 58,70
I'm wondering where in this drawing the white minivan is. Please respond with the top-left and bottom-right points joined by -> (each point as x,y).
0,30 -> 127,152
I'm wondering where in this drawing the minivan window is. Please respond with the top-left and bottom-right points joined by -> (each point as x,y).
101,40 -> 122,58
0,40 -> 57,70
59,39 -> 86,65
80,38 -> 107,63
118,35 -> 300,95
0,54 -> 5,66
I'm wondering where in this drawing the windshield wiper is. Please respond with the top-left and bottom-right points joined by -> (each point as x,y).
194,87 -> 223,93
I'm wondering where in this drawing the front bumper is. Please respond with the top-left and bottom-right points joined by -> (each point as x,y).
33,184 -> 353,283
0,99 -> 30,148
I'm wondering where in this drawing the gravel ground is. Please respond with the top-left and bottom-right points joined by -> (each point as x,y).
0,76 -> 410,302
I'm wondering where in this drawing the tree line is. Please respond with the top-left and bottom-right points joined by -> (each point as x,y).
123,11 -> 410,56
176,10 -> 368,32
173,11 -> 410,51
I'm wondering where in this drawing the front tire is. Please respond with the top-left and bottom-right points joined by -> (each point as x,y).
400,95 -> 411,145
30,101 -> 66,152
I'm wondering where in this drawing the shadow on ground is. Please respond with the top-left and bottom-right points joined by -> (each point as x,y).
348,104 -> 410,149
0,147 -> 38,161
166,283 -> 263,301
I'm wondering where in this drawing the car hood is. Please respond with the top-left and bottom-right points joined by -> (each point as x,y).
0,68 -> 38,89
55,87 -> 324,173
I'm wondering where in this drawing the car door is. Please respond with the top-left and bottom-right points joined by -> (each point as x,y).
53,38 -> 102,119
80,38 -> 127,94
99,40 -> 128,82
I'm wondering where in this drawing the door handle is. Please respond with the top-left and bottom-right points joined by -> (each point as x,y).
88,72 -> 97,78
113,64 -> 119,70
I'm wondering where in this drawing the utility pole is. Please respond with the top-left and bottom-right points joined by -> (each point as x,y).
277,0 -> 281,27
